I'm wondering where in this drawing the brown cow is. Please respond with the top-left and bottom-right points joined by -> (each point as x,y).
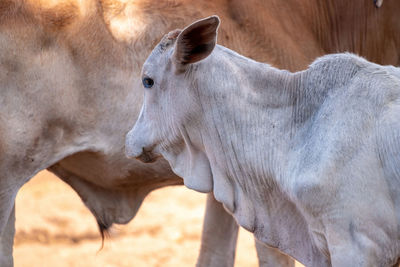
0,0 -> 399,266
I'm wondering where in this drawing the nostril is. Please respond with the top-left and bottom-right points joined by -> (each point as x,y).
142,144 -> 156,154
136,148 -> 159,163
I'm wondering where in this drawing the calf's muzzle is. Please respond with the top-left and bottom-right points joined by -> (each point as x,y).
125,125 -> 159,163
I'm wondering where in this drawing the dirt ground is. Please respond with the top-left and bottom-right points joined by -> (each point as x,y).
14,170 -> 303,267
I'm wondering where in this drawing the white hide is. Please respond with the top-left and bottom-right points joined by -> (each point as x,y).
126,17 -> 400,267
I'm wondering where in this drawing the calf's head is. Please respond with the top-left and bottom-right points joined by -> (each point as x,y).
125,16 -> 220,193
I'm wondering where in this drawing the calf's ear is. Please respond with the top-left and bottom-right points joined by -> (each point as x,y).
174,16 -> 220,71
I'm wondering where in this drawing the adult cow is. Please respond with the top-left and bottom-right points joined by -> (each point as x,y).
126,16 -> 400,266
0,0 -> 399,266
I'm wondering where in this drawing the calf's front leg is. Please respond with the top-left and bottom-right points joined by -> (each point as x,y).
197,193 -> 239,267
197,193 -> 295,267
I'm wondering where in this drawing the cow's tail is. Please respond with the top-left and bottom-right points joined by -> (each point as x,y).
97,219 -> 111,251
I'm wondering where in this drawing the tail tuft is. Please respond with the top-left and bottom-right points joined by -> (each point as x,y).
97,219 -> 111,251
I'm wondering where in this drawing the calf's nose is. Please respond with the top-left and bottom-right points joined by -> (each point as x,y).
125,128 -> 147,158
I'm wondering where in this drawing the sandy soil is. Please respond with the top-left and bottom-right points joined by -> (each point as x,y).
14,170 -> 303,267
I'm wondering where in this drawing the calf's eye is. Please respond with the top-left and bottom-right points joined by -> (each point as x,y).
142,77 -> 154,88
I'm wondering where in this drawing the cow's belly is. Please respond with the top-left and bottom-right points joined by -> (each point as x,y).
51,150 -> 180,188
47,150 -> 182,228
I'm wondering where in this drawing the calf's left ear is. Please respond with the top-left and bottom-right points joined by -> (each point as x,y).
173,16 -> 220,71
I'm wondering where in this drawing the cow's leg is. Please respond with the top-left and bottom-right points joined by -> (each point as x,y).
196,193 -> 238,267
255,239 -> 295,267
0,186 -> 18,267
0,205 -> 15,267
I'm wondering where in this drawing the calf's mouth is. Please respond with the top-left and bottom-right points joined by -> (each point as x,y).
136,147 -> 160,163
